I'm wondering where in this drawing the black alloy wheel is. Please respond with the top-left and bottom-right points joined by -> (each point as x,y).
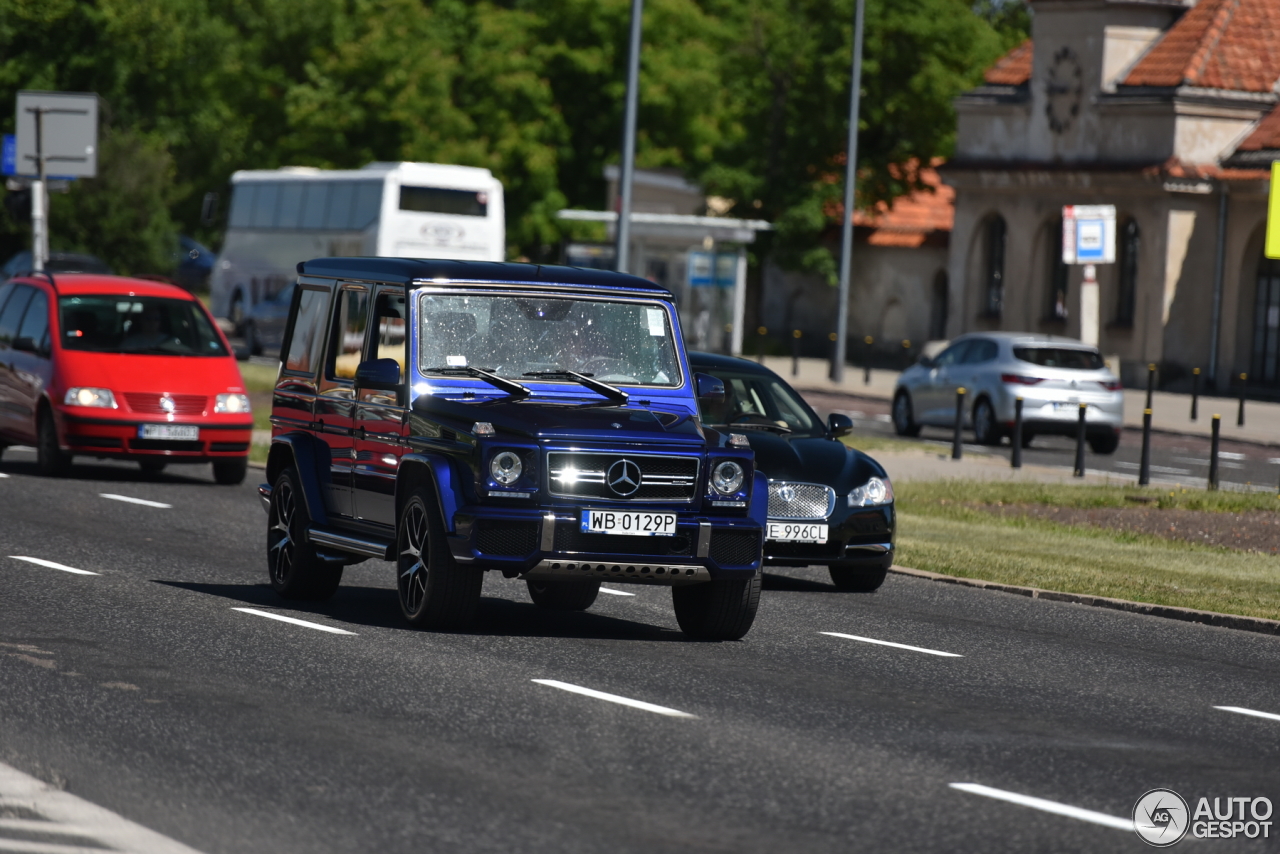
526,579 -> 601,611
36,409 -> 72,477
267,468 -> 340,599
396,488 -> 482,629
972,398 -> 1001,446
671,571 -> 762,640
892,392 -> 920,437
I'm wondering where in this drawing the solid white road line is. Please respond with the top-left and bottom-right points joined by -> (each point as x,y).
100,493 -> 172,509
0,472 -> 9,478
9,556 -> 99,576
598,586 -> 636,596
950,783 -> 1134,831
531,679 -> 696,718
820,631 -> 962,658
0,759 -> 206,853
1214,705 -> 1280,723
231,607 -> 357,635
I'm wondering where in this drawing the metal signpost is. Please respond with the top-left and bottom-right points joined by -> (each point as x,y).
14,91 -> 99,271
614,0 -> 643,273
1062,204 -> 1115,347
831,0 -> 867,382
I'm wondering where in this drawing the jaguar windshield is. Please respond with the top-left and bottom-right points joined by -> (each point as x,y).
416,293 -> 680,388
59,295 -> 228,356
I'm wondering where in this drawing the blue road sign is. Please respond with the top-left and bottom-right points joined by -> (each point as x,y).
2,135 -> 14,176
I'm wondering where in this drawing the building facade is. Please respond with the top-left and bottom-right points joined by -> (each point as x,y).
944,0 -> 1280,390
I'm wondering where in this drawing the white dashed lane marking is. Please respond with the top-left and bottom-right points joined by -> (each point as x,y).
820,632 -> 962,658
532,679 -> 696,718
598,586 -> 636,597
9,556 -> 99,576
950,783 -> 1133,831
100,493 -> 172,509
1214,705 -> 1280,723
231,608 -> 357,635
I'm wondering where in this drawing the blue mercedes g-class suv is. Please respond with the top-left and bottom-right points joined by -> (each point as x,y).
259,258 -> 765,639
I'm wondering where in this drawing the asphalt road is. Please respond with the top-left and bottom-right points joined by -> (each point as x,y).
2,449 -> 1279,852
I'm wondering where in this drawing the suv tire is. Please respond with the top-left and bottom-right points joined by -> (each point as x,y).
397,488 -> 482,630
672,571 -> 761,640
213,457 -> 248,485
267,468 -> 342,600
36,409 -> 72,477
828,562 -> 888,592
526,579 -> 600,611
892,392 -> 921,437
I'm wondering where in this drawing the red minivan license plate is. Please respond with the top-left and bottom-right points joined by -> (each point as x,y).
139,424 -> 199,441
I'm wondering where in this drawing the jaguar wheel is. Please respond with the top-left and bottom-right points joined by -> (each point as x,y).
892,392 -> 921,437
526,579 -> 601,611
672,571 -> 762,640
267,468 -> 341,600
972,398 -> 1001,446
828,562 -> 888,592
36,408 -> 72,477
396,488 -> 482,629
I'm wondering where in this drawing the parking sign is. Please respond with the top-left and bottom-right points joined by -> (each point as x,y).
1062,205 -> 1116,264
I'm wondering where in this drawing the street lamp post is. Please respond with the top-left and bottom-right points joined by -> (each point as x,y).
615,0 -> 643,274
831,0 -> 866,382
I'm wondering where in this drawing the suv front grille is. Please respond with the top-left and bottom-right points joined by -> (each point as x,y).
475,520 -> 539,556
767,481 -> 835,520
709,530 -> 760,566
547,452 -> 698,502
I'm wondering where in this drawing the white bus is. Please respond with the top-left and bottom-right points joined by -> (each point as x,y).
209,161 -> 505,325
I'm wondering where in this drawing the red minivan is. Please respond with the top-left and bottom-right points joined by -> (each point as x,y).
0,273 -> 252,483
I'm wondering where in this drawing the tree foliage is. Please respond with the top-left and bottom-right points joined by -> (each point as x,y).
0,0 -> 1018,276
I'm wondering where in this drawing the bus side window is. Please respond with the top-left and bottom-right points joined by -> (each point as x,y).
278,183 -> 304,230
301,182 -> 330,230
228,184 -> 256,228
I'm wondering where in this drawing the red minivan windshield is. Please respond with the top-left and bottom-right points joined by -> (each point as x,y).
59,295 -> 228,356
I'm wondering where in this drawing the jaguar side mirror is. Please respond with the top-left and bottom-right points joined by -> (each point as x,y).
695,372 -> 725,404
828,412 -> 853,438
356,358 -> 402,390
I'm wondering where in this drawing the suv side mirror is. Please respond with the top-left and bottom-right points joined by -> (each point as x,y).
356,358 -> 402,390
828,412 -> 853,438
695,372 -> 725,404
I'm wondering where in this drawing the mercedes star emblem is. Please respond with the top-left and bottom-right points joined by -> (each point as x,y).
606,459 -> 642,496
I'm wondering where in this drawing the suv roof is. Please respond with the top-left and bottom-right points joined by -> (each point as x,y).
297,257 -> 672,297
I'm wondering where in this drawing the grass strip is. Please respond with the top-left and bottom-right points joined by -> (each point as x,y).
898,478 -> 1280,513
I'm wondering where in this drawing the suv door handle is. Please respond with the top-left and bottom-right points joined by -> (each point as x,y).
354,427 -> 367,440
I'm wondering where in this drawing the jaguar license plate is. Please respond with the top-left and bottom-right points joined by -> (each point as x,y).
138,424 -> 199,441
767,522 -> 828,543
581,510 -> 677,536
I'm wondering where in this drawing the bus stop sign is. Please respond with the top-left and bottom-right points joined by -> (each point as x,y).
1062,204 -> 1116,265
14,91 -> 98,179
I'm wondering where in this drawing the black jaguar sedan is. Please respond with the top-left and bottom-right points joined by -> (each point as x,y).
690,352 -> 895,592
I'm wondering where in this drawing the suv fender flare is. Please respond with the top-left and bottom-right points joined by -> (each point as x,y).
266,433 -> 330,527
746,470 -> 769,526
396,453 -> 461,534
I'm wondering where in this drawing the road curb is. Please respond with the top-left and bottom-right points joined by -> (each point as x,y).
889,565 -> 1280,637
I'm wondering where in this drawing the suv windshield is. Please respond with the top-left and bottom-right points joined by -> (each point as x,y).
59,295 -> 228,356
1014,347 -> 1104,370
700,371 -> 824,437
416,293 -> 680,387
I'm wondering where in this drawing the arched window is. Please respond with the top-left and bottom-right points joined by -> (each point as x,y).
1251,255 -> 1280,384
983,216 -> 1006,317
1115,218 -> 1140,326
930,270 -> 949,339
1046,217 -> 1068,321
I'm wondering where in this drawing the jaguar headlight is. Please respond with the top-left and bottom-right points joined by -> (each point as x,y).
490,451 -> 523,486
64,388 -> 117,408
711,460 -> 745,495
215,393 -> 251,414
848,476 -> 893,507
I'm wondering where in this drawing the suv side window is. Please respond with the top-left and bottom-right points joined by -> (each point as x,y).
0,285 -> 35,348
326,286 -> 369,383
283,287 -> 332,376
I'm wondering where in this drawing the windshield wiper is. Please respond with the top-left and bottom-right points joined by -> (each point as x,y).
523,369 -> 629,403
423,366 -> 530,398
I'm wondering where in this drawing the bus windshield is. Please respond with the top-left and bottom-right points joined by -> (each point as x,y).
59,296 -> 228,356
416,293 -> 680,388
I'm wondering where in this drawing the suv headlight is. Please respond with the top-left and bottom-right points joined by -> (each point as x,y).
215,393 -> 251,414
64,388 -> 117,408
711,460 -> 745,495
490,451 -> 523,485
849,476 -> 893,507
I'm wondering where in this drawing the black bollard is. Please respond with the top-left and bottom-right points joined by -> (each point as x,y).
863,335 -> 873,384
756,326 -> 767,363
1209,414 -> 1221,490
952,387 -> 966,460
791,329 -> 801,376
1073,403 -> 1087,478
1145,363 -> 1156,411
1190,368 -> 1200,421
1012,397 -> 1024,469
1139,408 -> 1152,486
828,332 -> 839,380
1238,372 -> 1247,426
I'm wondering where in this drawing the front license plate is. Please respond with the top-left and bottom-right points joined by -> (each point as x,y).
767,522 -> 828,543
138,424 -> 199,441
581,510 -> 677,536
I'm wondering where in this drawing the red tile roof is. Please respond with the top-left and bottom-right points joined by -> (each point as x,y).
1237,103 -> 1280,150
1124,0 -> 1280,92
849,163 -> 955,248
984,39 -> 1034,85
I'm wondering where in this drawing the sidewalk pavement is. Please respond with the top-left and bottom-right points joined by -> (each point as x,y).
760,355 -> 1280,447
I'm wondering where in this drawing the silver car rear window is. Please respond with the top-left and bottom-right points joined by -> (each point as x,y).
1013,347 -> 1104,370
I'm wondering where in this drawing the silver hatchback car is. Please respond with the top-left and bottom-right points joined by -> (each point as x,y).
892,333 -> 1124,453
